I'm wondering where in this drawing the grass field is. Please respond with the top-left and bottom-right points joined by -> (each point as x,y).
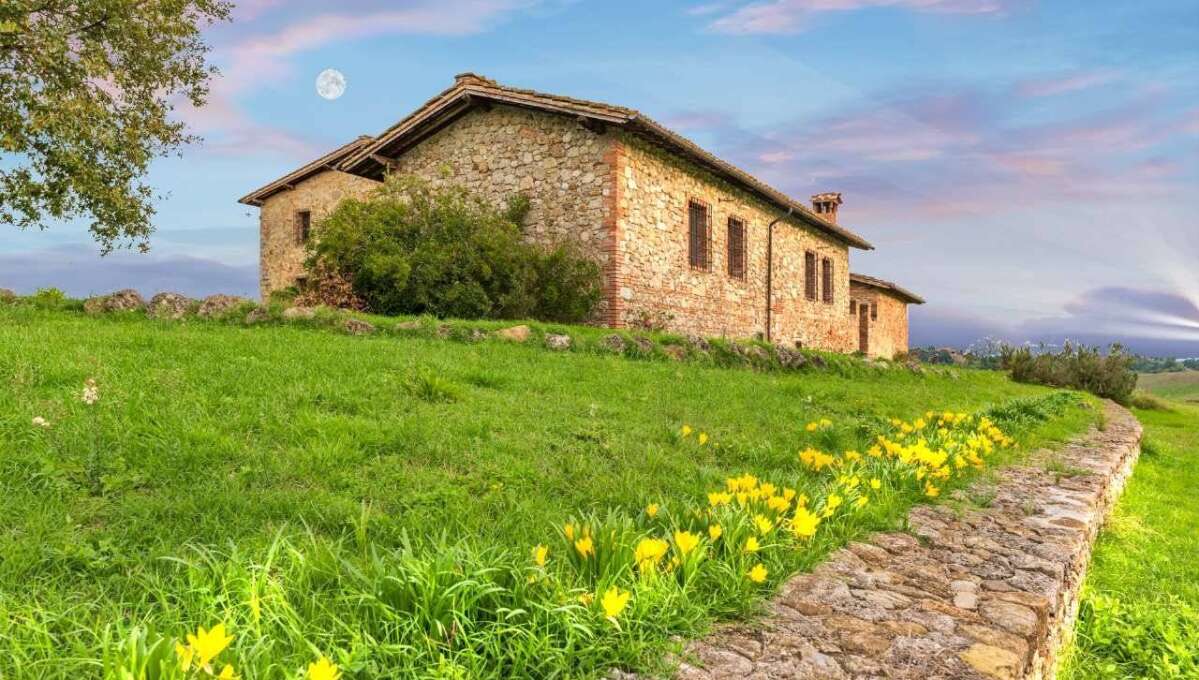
0,304 -> 1095,679
1135,370 -> 1199,403
1062,379 -> 1199,678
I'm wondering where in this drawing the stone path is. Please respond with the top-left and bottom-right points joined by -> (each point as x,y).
673,401 -> 1142,680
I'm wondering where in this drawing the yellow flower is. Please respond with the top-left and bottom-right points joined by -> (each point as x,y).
533,544 -> 548,567
743,536 -> 761,553
870,478 -> 882,490
698,432 -> 709,445
855,496 -> 869,509
820,418 -> 832,427
844,450 -> 862,462
673,530 -> 701,556
708,491 -> 732,507
790,507 -> 820,538
578,592 -> 594,606
708,524 -> 723,541
747,563 -> 768,584
634,537 -> 669,570
924,482 -> 940,498
805,421 -> 819,432
307,656 -> 341,680
600,586 -> 631,619
564,523 -> 576,541
825,494 -> 843,512
766,495 -> 791,513
218,665 -> 239,680
175,642 -> 195,672
782,487 -> 796,501
646,503 -> 660,518
185,623 -> 233,670
574,536 -> 594,559
753,514 -> 773,535
681,424 -> 693,437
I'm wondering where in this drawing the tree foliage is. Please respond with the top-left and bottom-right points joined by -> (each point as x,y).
307,175 -> 603,323
1002,342 -> 1138,404
0,0 -> 231,252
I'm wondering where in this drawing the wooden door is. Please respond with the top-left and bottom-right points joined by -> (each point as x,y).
858,303 -> 870,354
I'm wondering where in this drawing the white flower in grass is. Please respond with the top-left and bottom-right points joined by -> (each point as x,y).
82,378 -> 99,405
32,416 -> 50,428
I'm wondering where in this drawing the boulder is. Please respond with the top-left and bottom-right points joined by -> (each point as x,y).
599,334 -> 627,353
495,324 -> 531,342
662,345 -> 688,361
197,294 -> 248,319
395,320 -> 423,331
85,289 -> 146,314
243,307 -> 270,325
632,336 -> 655,354
775,346 -> 809,369
344,318 -> 376,335
545,333 -> 572,351
148,292 -> 193,320
282,306 -> 317,321
686,335 -> 711,352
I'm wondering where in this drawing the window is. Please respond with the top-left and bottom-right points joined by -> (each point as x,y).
727,217 -> 746,279
295,210 -> 312,244
687,200 -> 711,270
871,304 -> 878,321
821,257 -> 834,303
804,251 -> 817,300
850,300 -> 857,315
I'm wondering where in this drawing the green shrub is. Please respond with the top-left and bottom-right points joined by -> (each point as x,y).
1128,391 -> 1174,412
1002,343 -> 1137,404
307,175 -> 601,323
30,287 -> 68,310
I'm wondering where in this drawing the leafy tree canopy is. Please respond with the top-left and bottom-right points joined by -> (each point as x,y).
0,0 -> 231,252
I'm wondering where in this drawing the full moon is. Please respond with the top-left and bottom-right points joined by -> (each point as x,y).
316,69 -> 346,100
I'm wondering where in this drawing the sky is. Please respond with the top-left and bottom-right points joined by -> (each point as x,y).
3,0 -> 1198,355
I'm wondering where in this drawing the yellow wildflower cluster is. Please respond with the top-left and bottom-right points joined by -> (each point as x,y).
173,624 -> 339,680
530,409 -> 1013,629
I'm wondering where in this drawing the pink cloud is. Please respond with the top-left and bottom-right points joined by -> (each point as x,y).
1015,70 -> 1120,98
706,0 -> 1018,34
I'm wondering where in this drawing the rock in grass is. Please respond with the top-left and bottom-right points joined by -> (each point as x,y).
148,292 -> 193,320
545,333 -> 572,351
495,324 -> 531,342
197,294 -> 248,319
687,335 -> 711,352
282,306 -> 317,320
632,336 -> 655,354
0,288 -> 15,304
599,334 -> 626,353
243,307 -> 271,325
662,345 -> 687,361
344,318 -> 375,335
85,289 -> 146,314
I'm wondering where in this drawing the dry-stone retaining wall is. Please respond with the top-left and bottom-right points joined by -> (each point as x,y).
672,401 -> 1141,680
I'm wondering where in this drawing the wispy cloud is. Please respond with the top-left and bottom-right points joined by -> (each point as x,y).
705,0 -> 1020,34
1014,69 -> 1121,98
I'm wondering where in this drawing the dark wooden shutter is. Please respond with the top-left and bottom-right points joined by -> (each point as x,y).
804,251 -> 816,300
295,210 -> 312,244
688,201 -> 710,270
822,258 -> 833,303
727,218 -> 746,279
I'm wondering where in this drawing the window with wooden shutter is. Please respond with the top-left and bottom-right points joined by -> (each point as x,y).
804,251 -> 817,300
295,210 -> 312,245
850,300 -> 857,315
727,217 -> 746,279
688,200 -> 711,271
871,304 -> 878,321
822,257 -> 833,303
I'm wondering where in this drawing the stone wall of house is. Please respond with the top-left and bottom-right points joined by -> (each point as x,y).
614,134 -> 856,350
258,170 -> 380,299
851,284 -> 911,359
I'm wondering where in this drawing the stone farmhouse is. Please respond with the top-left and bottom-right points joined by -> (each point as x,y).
239,73 -> 923,358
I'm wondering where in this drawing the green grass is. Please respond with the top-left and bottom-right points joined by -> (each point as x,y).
0,305 -> 1095,679
1061,390 -> 1199,678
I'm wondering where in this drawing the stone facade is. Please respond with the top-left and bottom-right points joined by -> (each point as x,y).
243,75 -> 921,354
851,284 -> 912,359
257,170 -> 379,299
616,135 -> 854,349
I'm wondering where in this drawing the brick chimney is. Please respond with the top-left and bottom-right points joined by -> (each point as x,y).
454,72 -> 496,88
811,192 -> 843,223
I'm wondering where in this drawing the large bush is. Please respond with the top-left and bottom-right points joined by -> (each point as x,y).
1001,342 -> 1138,404
305,176 -> 601,322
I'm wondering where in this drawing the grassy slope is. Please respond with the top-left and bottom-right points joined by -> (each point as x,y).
1136,370 -> 1199,403
0,306 -> 1093,678
1061,382 -> 1199,678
